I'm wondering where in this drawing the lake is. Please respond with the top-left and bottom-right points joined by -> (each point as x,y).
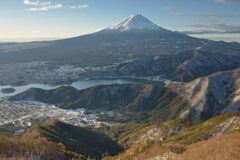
0,79 -> 135,97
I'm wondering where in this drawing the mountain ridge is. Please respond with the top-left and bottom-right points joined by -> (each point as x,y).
116,50 -> 240,82
9,68 -> 240,122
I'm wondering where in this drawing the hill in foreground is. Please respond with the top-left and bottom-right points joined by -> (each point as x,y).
0,121 -> 122,160
0,113 -> 239,160
25,121 -> 122,159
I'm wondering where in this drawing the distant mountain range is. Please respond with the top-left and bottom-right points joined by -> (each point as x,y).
0,14 -> 239,67
115,50 -> 240,82
10,68 -> 240,122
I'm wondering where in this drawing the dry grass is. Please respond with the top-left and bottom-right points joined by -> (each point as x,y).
178,132 -> 240,160
107,113 -> 240,160
0,135 -> 67,160
107,141 -> 185,160
135,143 -> 184,160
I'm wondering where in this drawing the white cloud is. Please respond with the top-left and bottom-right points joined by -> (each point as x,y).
27,4 -> 63,12
181,23 -> 240,34
23,0 -> 51,6
78,4 -> 89,9
22,0 -> 63,12
70,4 -> 89,9
22,0 -> 89,12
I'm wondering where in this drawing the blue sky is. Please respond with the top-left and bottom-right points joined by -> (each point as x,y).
0,0 -> 240,42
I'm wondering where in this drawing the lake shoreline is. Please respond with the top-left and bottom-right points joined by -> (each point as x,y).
0,78 -> 135,97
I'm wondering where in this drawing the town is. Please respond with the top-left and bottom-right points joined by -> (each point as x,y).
0,98 -> 116,135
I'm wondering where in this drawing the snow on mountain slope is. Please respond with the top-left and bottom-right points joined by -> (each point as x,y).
174,68 -> 240,120
105,14 -> 165,32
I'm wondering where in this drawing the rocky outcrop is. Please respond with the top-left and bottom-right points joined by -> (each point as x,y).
171,68 -> 240,120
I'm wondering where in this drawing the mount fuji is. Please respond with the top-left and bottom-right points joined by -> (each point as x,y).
105,14 -> 165,32
0,14 -> 239,67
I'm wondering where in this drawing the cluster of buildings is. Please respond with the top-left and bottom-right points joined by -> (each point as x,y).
0,61 -> 129,86
0,62 -> 86,85
0,99 -> 113,135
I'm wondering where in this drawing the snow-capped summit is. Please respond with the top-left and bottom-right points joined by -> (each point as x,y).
105,14 -> 165,32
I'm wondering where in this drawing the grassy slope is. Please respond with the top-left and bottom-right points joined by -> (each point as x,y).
178,132 -> 240,160
0,113 -> 239,160
105,112 -> 240,160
